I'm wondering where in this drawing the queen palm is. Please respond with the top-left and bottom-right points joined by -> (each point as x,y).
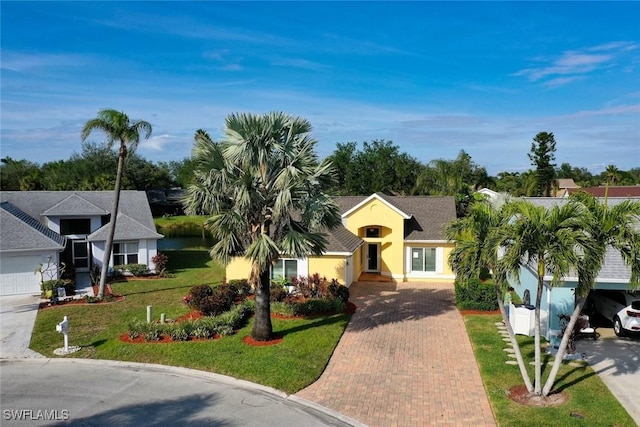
542,193 -> 640,395
81,109 -> 152,298
183,112 -> 341,341
495,200 -> 590,396
445,198 -> 534,392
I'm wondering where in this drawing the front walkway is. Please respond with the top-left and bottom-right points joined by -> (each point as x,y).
296,281 -> 495,427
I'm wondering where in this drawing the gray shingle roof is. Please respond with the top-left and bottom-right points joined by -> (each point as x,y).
1,191 -> 158,233
0,191 -> 162,251
334,194 -> 456,241
0,202 -> 66,251
88,213 -> 163,242
43,194 -> 108,216
525,197 -> 638,283
324,225 -> 364,253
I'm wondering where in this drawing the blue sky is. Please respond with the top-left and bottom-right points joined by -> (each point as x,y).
1,1 -> 639,175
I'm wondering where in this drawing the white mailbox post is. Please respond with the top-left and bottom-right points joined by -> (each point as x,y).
54,316 -> 80,355
56,316 -> 70,351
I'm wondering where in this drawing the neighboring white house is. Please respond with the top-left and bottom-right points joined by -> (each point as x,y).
0,191 -> 163,296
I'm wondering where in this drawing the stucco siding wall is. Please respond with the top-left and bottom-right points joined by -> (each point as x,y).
343,199 -> 405,277
308,255 -> 349,285
226,257 -> 252,281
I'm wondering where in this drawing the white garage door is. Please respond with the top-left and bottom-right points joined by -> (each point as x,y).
0,254 -> 42,296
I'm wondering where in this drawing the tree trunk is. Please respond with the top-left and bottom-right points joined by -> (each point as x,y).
542,296 -> 587,396
251,268 -> 273,341
495,284 -> 534,393
533,273 -> 545,395
97,146 -> 125,298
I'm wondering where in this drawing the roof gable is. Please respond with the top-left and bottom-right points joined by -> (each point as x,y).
341,193 -> 411,220
87,212 -> 163,242
42,194 -> 108,216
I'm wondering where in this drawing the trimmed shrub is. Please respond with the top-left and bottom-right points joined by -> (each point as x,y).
215,283 -> 239,305
127,264 -> 149,277
454,278 -> 498,311
327,280 -> 349,303
188,284 -> 214,311
228,279 -> 251,296
199,292 -> 234,316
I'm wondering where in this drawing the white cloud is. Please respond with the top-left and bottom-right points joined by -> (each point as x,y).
513,41 -> 637,87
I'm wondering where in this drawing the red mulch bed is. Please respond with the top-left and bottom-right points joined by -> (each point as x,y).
119,333 -> 219,344
459,309 -> 500,316
508,384 -> 567,407
39,295 -> 125,310
242,334 -> 283,346
120,301 -> 356,345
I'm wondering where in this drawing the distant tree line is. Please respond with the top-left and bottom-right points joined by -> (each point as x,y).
2,133 -> 639,214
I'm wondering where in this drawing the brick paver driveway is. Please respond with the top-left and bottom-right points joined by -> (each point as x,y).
296,281 -> 496,427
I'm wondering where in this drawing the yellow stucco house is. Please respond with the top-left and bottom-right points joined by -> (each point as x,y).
226,193 -> 457,286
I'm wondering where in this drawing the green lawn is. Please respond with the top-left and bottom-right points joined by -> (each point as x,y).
464,314 -> 635,427
30,249 -> 351,394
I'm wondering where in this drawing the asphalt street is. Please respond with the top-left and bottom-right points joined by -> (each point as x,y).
0,358 -> 363,427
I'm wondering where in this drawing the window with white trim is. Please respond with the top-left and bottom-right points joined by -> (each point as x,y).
113,242 -> 139,265
271,259 -> 298,281
411,247 -> 436,272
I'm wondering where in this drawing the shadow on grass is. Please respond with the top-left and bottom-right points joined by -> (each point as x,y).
552,365 -> 597,393
275,314 -> 349,338
165,250 -> 214,271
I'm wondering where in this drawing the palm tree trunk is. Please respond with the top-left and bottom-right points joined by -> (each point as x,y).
252,268 -> 273,341
495,284 -> 534,392
533,276 -> 544,395
97,147 -> 125,298
542,296 -> 587,396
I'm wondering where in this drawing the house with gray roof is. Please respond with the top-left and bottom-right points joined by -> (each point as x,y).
479,190 -> 639,340
0,191 -> 162,296
226,193 -> 457,286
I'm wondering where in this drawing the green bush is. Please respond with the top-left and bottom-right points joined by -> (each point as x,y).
454,278 -> 498,311
167,323 -> 190,341
273,298 -> 345,316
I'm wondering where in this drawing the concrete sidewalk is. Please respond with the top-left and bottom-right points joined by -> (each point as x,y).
0,294 -> 45,359
296,281 -> 496,427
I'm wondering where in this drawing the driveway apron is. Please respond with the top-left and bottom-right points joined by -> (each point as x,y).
296,281 -> 495,427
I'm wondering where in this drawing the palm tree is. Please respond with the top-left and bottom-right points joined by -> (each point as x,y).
81,109 -> 152,298
446,199 -> 534,392
542,193 -> 640,395
495,200 -> 589,396
604,164 -> 621,200
183,112 -> 341,341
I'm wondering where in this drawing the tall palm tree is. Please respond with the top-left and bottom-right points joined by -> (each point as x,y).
81,109 -> 152,298
542,193 -> 640,395
604,164 -> 621,200
183,112 -> 341,341
495,200 -> 589,396
446,199 -> 534,392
